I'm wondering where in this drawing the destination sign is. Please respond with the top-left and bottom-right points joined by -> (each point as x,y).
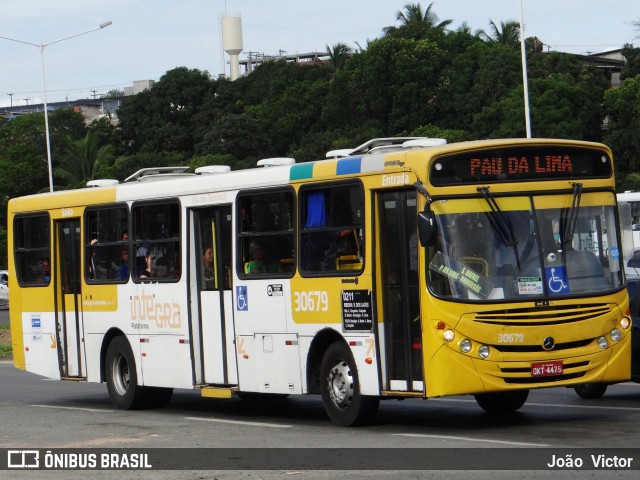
429,145 -> 611,186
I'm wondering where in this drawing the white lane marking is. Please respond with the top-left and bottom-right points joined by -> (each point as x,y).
391,433 -> 549,447
31,404 -> 112,413
430,397 -> 640,412
184,416 -> 292,428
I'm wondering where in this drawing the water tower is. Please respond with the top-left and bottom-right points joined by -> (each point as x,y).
222,15 -> 243,81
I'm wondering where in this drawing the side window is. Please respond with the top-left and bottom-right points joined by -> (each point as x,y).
238,189 -> 295,277
14,214 -> 51,286
85,206 -> 129,282
300,182 -> 364,275
132,201 -> 181,282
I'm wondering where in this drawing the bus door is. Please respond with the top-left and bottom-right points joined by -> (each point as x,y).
376,189 -> 423,392
189,206 -> 237,386
54,219 -> 85,378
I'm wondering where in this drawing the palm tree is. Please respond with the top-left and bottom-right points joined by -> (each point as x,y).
383,2 -> 452,39
55,130 -> 114,187
326,43 -> 353,71
476,20 -> 521,49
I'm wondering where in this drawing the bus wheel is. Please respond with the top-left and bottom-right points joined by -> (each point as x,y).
105,336 -> 146,410
574,383 -> 607,399
474,390 -> 529,413
320,341 -> 379,426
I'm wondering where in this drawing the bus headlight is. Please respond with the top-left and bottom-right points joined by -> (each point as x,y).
443,329 -> 455,342
620,317 -> 631,330
597,336 -> 609,349
610,328 -> 622,342
460,339 -> 472,353
478,345 -> 491,359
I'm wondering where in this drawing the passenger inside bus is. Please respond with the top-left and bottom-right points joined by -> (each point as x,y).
136,247 -> 151,278
202,245 -> 215,288
246,241 -> 278,274
38,259 -> 51,283
116,248 -> 129,280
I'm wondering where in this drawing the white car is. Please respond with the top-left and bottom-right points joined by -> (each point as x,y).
0,270 -> 8,306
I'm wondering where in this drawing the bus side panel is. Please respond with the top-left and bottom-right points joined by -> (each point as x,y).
20,309 -> 61,380
344,333 -> 380,396
130,283 -> 193,389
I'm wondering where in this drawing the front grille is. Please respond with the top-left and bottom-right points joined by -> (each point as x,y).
471,304 -> 611,326
493,339 -> 592,353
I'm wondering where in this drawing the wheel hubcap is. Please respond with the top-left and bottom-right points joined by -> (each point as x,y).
327,358 -> 354,409
112,353 -> 130,396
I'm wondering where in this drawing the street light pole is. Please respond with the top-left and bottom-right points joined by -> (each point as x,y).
0,21 -> 112,192
519,0 -> 532,138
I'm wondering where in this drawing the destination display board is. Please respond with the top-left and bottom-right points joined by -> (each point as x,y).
429,145 -> 611,186
341,289 -> 373,331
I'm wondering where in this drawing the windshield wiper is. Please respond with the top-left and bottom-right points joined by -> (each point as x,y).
478,186 -> 520,268
560,182 -> 583,249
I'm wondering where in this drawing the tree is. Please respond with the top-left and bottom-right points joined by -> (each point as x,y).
117,67 -> 216,155
322,36 -> 445,137
196,113 -> 271,162
603,76 -> 640,181
55,130 -> 114,188
326,43 -> 353,71
621,44 -> 640,81
0,114 -> 49,196
383,2 -> 452,41
476,20 -> 521,49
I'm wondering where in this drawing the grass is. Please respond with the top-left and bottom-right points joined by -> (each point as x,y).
0,322 -> 12,359
0,345 -> 11,358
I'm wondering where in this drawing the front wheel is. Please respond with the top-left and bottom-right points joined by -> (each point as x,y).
574,383 -> 608,399
474,390 -> 529,413
320,341 -> 379,426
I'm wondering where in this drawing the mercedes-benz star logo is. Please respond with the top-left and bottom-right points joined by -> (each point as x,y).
543,336 -> 555,351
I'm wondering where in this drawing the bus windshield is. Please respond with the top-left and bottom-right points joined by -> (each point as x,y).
428,192 -> 623,301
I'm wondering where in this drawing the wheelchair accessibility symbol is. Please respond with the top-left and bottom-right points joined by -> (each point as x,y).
545,266 -> 570,294
236,286 -> 248,311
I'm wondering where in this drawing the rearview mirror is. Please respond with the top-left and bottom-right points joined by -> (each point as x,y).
417,209 -> 438,247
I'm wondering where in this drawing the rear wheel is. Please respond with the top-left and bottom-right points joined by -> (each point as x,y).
474,390 -> 529,413
574,383 -> 607,399
105,336 -> 146,409
320,341 -> 379,426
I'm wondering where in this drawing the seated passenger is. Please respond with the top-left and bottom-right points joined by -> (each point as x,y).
116,248 -> 129,280
246,241 -> 278,274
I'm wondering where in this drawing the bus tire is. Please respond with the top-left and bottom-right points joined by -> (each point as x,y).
105,336 -> 146,410
574,383 -> 607,399
474,389 -> 529,413
320,341 -> 379,426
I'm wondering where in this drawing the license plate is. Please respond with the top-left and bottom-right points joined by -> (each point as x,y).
531,361 -> 564,377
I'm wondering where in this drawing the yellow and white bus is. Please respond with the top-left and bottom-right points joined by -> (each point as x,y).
7,137 -> 632,426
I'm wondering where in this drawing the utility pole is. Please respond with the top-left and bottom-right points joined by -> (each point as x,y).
7,93 -> 13,107
23,97 -> 30,105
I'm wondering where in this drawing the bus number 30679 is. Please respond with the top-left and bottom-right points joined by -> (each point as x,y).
293,291 -> 329,312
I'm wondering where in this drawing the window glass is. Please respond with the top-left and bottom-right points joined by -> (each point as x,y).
238,189 -> 294,276
300,183 -> 364,274
85,206 -> 129,282
132,201 -> 181,282
427,193 -> 623,301
14,214 -> 51,285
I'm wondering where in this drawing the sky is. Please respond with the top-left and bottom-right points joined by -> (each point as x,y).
0,0 -> 638,108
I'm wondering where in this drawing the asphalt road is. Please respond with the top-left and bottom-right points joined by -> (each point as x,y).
1,361 -> 640,479
0,308 -> 7,325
